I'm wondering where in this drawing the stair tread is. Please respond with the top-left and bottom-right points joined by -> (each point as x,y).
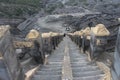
73,70 -> 104,77
36,71 -> 61,75
72,66 -> 99,72
32,75 -> 61,80
73,74 -> 104,80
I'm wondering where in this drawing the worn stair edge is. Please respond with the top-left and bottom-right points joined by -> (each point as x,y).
25,65 -> 40,80
96,61 -> 112,80
35,71 -> 61,75
72,66 -> 100,72
73,74 -> 105,80
32,75 -> 61,80
72,70 -> 104,77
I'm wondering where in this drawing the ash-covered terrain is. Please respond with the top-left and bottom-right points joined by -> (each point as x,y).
0,0 -> 120,80
15,0 -> 120,52
14,0 -> 120,71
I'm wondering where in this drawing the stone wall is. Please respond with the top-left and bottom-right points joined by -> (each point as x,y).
0,25 -> 24,80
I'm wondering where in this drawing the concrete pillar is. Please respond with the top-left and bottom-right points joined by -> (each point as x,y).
0,25 -> 24,80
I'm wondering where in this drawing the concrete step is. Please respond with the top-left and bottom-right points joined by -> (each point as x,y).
73,74 -> 104,80
71,62 -> 89,66
72,70 -> 104,77
39,67 -> 62,71
71,63 -> 89,67
48,56 -> 63,61
32,75 -> 61,80
40,62 -> 62,67
69,53 -> 87,56
48,60 -> 63,62
71,62 -> 89,65
72,66 -> 99,72
70,58 -> 88,61
70,56 -> 87,59
70,59 -> 87,62
36,71 -> 61,75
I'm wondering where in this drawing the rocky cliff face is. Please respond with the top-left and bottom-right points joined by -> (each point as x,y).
0,0 -> 120,19
86,0 -> 120,15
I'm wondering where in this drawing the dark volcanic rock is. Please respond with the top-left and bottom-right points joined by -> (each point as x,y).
53,6 -> 85,14
59,13 -> 120,51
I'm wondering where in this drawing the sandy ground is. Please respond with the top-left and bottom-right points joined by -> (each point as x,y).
17,7 -> 99,34
35,9 -> 99,33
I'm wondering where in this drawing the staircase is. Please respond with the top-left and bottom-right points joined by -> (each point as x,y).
68,38 -> 105,80
31,36 -> 105,80
31,38 -> 65,80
